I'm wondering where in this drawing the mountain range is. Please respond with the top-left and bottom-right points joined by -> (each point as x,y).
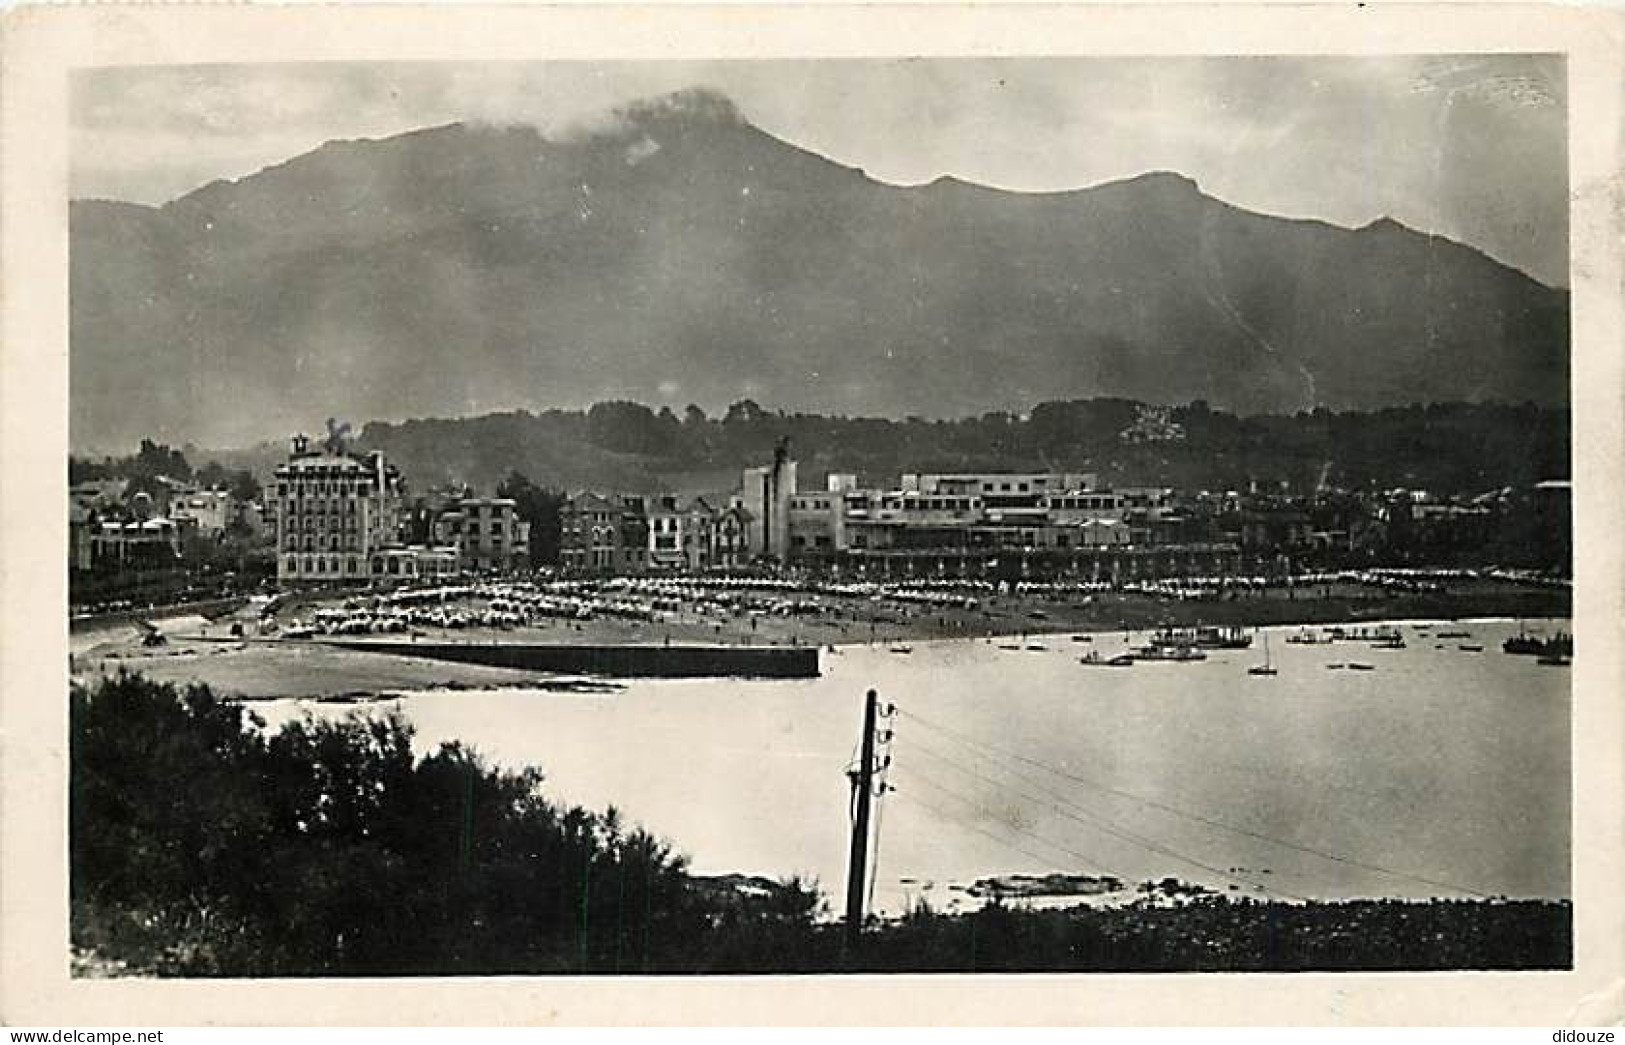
70,88 -> 1569,452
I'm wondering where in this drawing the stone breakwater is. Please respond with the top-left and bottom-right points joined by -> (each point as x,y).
319,640 -> 821,679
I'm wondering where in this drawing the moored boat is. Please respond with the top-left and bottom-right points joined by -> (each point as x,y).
1504,631 -> 1572,657
1248,634 -> 1278,676
1148,625 -> 1251,650
1133,643 -> 1207,662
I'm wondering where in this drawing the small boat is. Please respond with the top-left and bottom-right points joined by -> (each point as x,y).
1248,634 -> 1278,676
1285,628 -> 1329,645
1436,629 -> 1472,640
1536,654 -> 1571,667
1503,621 -> 1546,656
1025,644 -> 1048,652
1150,625 -> 1251,650
998,643 -> 1022,651
1458,643 -> 1484,652
888,645 -> 913,655
1348,662 -> 1376,671
1505,631 -> 1573,658
1326,663 -> 1346,670
1134,643 -> 1207,662
1080,651 -> 1135,667
1070,634 -> 1094,644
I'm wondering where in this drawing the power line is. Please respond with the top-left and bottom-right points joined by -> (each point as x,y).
891,768 -> 1130,885
898,707 -> 1491,899
895,735 -> 1300,901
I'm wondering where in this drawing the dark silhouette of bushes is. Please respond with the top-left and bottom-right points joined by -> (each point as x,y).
71,672 -> 821,976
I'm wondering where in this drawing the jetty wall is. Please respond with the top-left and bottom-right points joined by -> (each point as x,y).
322,640 -> 820,679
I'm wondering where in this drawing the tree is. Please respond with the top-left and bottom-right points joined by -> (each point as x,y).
497,470 -> 566,567
585,401 -> 666,454
229,470 -> 263,504
133,438 -> 192,482
723,399 -> 765,425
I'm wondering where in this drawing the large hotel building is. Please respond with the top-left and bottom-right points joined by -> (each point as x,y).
270,434 -> 407,582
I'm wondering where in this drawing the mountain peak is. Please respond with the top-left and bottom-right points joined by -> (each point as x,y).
70,109 -> 1569,450
618,87 -> 745,131
1360,215 -> 1409,234
1115,169 -> 1201,193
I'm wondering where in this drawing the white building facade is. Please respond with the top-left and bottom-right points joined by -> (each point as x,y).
270,435 -> 407,583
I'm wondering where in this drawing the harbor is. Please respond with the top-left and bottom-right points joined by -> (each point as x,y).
206,615 -> 1573,918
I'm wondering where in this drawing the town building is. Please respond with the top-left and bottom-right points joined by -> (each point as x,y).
69,503 -> 96,571
434,496 -> 532,573
89,517 -> 184,568
269,433 -> 408,583
740,439 -> 797,561
373,545 -> 460,581
790,470 -> 1138,561
714,503 -> 754,569
169,487 -> 235,538
69,478 -> 129,512
787,491 -> 844,560
560,492 -> 649,574
647,496 -> 718,572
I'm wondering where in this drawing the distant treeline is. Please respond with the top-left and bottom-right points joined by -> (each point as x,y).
70,438 -> 261,504
349,398 -> 1570,498
73,673 -> 1570,977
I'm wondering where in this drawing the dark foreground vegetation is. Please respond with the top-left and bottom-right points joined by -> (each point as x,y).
72,673 -> 1571,976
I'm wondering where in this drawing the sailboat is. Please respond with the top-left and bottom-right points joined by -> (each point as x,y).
1247,634 -> 1278,676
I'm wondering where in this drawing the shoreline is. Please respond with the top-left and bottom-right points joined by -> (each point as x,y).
73,585 -> 1572,697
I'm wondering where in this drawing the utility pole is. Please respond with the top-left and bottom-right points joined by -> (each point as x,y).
844,688 -> 879,950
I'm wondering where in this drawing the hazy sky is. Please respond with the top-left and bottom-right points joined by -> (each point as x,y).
72,56 -> 1568,286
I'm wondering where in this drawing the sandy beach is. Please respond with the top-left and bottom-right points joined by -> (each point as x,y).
70,575 -> 1572,700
